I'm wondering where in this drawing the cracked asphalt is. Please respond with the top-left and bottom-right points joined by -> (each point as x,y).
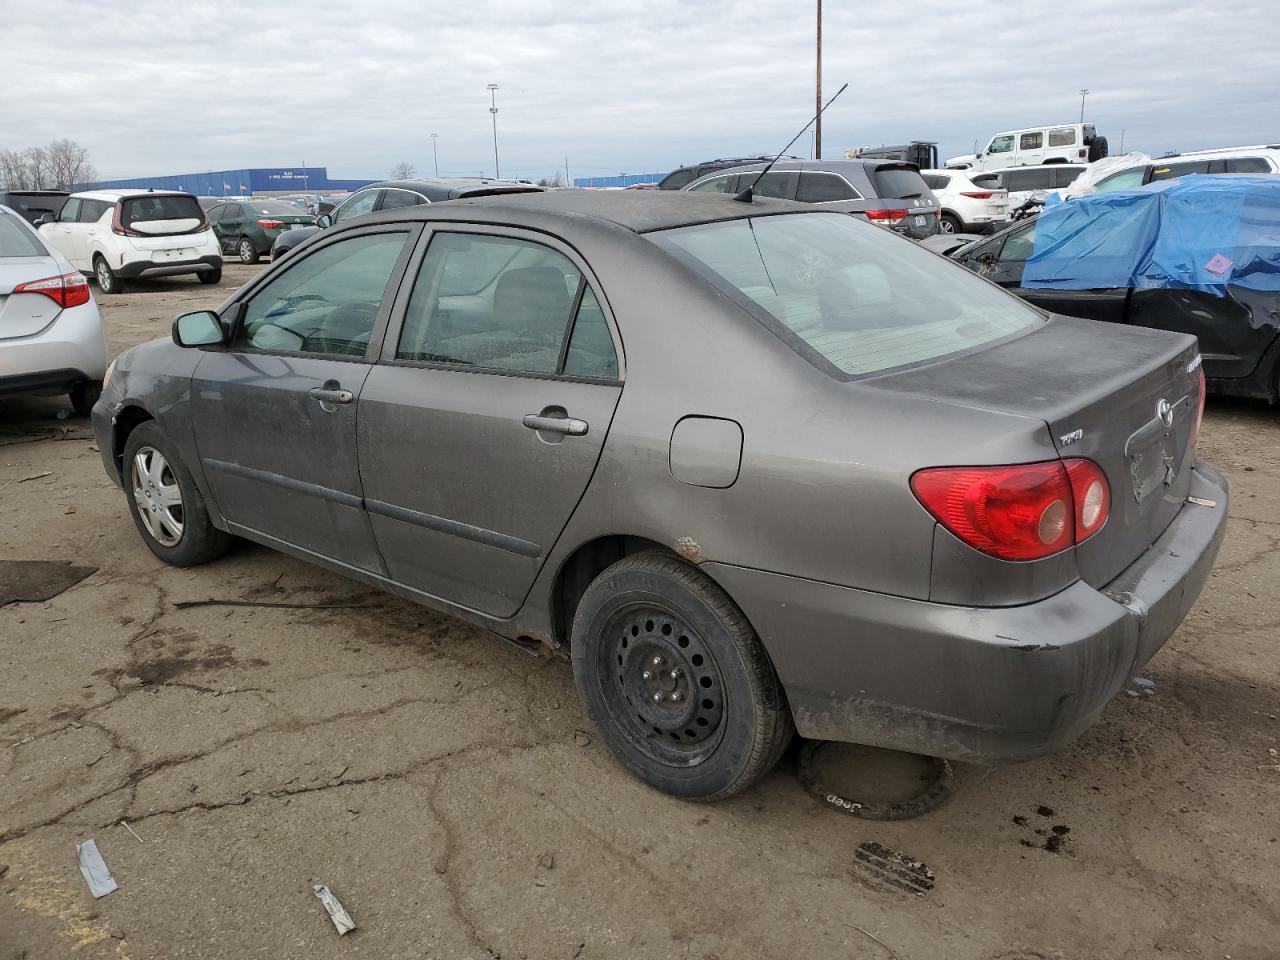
2,262 -> 1279,959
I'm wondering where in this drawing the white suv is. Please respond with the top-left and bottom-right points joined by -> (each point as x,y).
920,170 -> 1009,233
37,190 -> 222,294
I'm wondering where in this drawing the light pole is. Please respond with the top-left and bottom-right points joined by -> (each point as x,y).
1120,128 -> 1126,153
815,0 -> 823,160
1079,88 -> 1089,123
487,83 -> 500,179
431,133 -> 439,176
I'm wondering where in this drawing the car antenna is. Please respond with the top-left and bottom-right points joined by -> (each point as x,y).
734,82 -> 848,203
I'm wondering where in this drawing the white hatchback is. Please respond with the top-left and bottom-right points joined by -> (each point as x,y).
920,170 -> 1009,234
37,190 -> 223,295
0,204 -> 107,414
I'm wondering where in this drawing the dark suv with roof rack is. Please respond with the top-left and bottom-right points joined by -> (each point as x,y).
683,159 -> 940,239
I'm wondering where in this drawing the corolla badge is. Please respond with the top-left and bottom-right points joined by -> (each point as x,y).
1156,398 -> 1174,429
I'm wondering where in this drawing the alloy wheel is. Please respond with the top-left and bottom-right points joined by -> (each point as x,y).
131,446 -> 184,546
239,239 -> 255,263
940,218 -> 956,233
96,260 -> 112,290
601,604 -> 727,765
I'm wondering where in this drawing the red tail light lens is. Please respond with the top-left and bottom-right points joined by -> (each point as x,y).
911,459 -> 1110,561
959,191 -> 995,199
1189,365 -> 1206,452
865,208 -> 908,223
256,219 -> 284,230
13,272 -> 91,309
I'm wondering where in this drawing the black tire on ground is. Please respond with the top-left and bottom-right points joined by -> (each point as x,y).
69,380 -> 102,417
571,551 -> 794,801
122,421 -> 234,567
93,255 -> 125,295
237,237 -> 260,264
1088,136 -> 1109,162
199,266 -> 223,285
940,213 -> 962,234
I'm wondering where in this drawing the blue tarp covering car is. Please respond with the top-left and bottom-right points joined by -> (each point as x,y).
1024,175 -> 1280,295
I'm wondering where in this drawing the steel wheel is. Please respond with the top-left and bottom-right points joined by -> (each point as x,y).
130,446 -> 184,546
601,603 -> 727,766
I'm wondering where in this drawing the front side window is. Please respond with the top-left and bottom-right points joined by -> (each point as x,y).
651,213 -> 1040,378
397,233 -> 587,374
796,172 -> 859,203
239,231 -> 408,356
1052,167 -> 1085,188
987,135 -> 1014,155
78,200 -> 109,223
740,172 -> 797,199
58,198 -> 81,222
999,222 -> 1037,262
1047,127 -> 1077,147
334,190 -> 380,223
1020,132 -> 1043,150
1095,167 -> 1148,192
688,175 -> 736,194
1150,161 -> 1210,182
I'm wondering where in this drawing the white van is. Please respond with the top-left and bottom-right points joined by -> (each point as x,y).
945,124 -> 1108,172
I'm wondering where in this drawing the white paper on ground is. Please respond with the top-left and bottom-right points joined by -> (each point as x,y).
76,838 -> 118,898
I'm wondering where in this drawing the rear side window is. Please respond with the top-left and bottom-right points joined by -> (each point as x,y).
921,174 -> 950,191
397,232 -> 585,374
379,189 -> 424,210
0,213 -> 45,257
1051,167 -> 1085,188
970,173 -> 1001,189
1225,156 -> 1272,173
1047,127 -> 1077,146
121,195 -> 204,234
1002,169 -> 1052,192
796,172 -> 859,202
651,213 -> 1039,378
1150,161 -> 1210,182
870,165 -> 929,199
562,288 -> 619,379
1020,132 -> 1043,150
658,169 -> 698,190
239,232 -> 408,356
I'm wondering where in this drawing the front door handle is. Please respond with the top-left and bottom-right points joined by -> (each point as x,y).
522,414 -> 588,436
309,386 -> 354,405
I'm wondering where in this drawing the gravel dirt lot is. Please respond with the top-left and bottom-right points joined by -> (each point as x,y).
2,263 -> 1278,960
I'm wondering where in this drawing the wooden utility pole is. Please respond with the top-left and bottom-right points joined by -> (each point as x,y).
815,0 -> 823,159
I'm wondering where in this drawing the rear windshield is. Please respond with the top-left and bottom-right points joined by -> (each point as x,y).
658,169 -> 699,190
870,165 -> 929,199
0,213 -> 46,257
245,200 -> 309,216
649,213 -> 1041,378
121,194 -> 204,233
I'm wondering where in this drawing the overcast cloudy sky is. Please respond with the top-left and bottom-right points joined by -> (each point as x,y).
4,0 -> 1278,183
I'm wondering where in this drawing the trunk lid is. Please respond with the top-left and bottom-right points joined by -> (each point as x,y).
869,314 -> 1201,586
0,256 -> 64,339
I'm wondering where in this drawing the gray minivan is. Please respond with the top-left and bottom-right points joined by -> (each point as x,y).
683,159 -> 940,239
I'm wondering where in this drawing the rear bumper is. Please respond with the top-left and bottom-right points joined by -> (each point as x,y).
117,255 -> 221,279
0,302 -> 108,391
706,462 -> 1229,763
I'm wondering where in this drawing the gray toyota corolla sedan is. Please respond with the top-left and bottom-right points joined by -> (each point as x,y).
92,190 -> 1228,801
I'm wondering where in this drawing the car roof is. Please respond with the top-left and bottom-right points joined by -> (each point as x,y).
71,189 -> 195,201
2,189 -> 68,197
1163,144 -> 1280,160
360,188 -> 807,234
977,163 -> 1087,174
366,178 -> 545,201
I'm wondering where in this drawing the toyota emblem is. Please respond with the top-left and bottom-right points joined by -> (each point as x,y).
1156,398 -> 1174,429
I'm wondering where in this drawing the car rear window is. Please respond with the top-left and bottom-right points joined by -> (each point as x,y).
0,213 -> 46,257
870,165 -> 929,199
649,213 -> 1040,378
246,200 -> 309,216
658,169 -> 698,190
120,194 -> 204,234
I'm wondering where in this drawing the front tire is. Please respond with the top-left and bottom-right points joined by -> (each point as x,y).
199,266 -> 223,285
571,552 -> 793,801
939,212 -> 962,234
237,237 -> 260,264
122,421 -> 233,567
94,255 -> 125,295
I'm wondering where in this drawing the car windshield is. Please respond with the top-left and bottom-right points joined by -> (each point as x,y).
0,213 -> 45,256
649,213 -> 1041,378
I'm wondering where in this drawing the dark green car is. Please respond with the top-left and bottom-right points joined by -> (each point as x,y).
207,200 -> 316,264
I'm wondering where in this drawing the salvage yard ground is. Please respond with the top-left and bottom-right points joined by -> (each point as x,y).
2,263 -> 1278,959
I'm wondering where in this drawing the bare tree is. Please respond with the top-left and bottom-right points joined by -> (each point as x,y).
0,149 -> 29,189
389,161 -> 416,180
22,146 -> 50,189
46,138 -> 97,189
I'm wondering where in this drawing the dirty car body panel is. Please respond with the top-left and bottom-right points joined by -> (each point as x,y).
94,190 -> 1228,766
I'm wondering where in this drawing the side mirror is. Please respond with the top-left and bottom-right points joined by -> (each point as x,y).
172,310 -> 226,348
316,213 -> 332,228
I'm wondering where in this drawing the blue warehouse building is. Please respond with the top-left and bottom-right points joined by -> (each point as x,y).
76,166 -> 375,195
572,173 -> 665,189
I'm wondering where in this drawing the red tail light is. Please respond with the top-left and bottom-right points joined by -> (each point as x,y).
13,272 -> 92,309
959,191 -> 995,199
865,208 -> 908,223
256,219 -> 285,230
110,202 -> 143,237
911,459 -> 1110,561
1189,365 -> 1206,451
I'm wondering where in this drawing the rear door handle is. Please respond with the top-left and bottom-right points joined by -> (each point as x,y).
522,414 -> 588,436
310,387 -> 354,404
